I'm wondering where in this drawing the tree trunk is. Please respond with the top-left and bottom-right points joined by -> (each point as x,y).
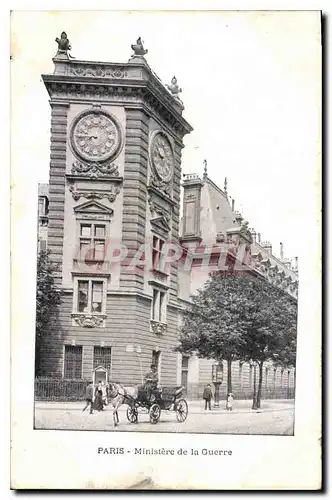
35,342 -> 41,377
251,363 -> 258,410
256,361 -> 264,409
227,359 -> 232,396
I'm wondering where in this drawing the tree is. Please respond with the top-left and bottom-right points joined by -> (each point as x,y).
228,276 -> 297,409
177,272 -> 254,396
177,272 -> 297,408
35,251 -> 61,376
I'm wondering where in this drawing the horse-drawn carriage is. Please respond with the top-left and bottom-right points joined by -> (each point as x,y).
126,386 -> 188,424
107,382 -> 188,426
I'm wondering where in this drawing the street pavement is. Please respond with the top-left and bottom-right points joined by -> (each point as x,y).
34,399 -> 295,435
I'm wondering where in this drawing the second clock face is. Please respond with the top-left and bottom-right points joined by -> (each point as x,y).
71,111 -> 121,162
150,132 -> 174,183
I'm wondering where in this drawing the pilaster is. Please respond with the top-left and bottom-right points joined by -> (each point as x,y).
47,101 -> 69,285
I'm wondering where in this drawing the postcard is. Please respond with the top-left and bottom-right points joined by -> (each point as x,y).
10,9 -> 322,490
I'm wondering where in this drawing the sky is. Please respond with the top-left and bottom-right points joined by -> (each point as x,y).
10,10 -> 321,264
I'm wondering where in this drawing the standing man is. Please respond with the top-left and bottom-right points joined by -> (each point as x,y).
143,364 -> 159,402
82,381 -> 94,414
203,384 -> 213,410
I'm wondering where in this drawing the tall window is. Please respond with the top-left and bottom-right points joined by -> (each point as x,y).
273,368 -> 277,390
64,345 -> 82,379
93,347 -> 112,371
79,223 -> 106,262
38,197 -> 45,217
239,362 -> 243,390
181,355 -> 189,392
249,364 -> 253,387
280,368 -> 284,387
265,367 -> 269,390
151,288 -> 167,322
77,280 -> 104,314
152,236 -> 165,271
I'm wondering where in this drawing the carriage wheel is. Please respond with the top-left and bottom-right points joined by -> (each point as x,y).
149,404 -> 161,424
126,406 -> 138,424
175,399 -> 188,422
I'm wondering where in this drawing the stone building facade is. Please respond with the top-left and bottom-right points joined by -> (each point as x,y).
38,37 -> 192,387
37,37 -> 298,399
176,172 -> 298,399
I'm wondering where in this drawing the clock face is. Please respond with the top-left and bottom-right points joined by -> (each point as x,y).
71,111 -> 121,162
150,132 -> 174,183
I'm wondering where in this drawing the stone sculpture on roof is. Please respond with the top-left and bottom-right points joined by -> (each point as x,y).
167,76 -> 182,99
131,37 -> 148,57
55,31 -> 71,56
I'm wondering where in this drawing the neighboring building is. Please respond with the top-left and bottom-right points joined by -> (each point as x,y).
37,36 -> 298,399
176,171 -> 298,399
37,183 -> 49,252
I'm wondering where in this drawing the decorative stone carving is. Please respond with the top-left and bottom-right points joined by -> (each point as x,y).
131,37 -> 148,57
69,183 -> 120,203
74,199 -> 114,221
55,32 -> 71,56
68,65 -> 127,78
79,214 -> 110,221
185,193 -> 196,201
149,270 -> 168,283
148,196 -> 172,222
45,82 -> 190,137
216,231 -> 226,243
150,320 -> 167,335
72,313 -> 106,328
70,107 -> 122,163
71,160 -> 120,178
150,177 -> 173,197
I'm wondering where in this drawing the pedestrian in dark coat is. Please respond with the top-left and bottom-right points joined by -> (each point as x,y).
203,384 -> 212,410
94,380 -> 104,411
82,381 -> 94,414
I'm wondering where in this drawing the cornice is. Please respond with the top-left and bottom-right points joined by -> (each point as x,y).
42,62 -> 193,137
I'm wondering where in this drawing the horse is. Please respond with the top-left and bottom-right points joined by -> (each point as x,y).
107,382 -> 139,426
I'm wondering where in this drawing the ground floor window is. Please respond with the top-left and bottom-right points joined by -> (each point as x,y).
239,361 -> 243,390
181,355 -> 189,392
64,345 -> 82,379
93,346 -> 112,371
280,368 -> 284,387
249,364 -> 253,387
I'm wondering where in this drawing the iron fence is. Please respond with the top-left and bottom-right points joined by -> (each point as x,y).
35,377 -> 86,401
35,377 -> 296,402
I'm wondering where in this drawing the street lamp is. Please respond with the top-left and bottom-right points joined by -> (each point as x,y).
212,361 -> 223,407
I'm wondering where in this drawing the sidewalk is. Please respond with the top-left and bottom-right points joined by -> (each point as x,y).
35,399 -> 294,414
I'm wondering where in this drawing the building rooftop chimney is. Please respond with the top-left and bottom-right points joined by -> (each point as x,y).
280,242 -> 284,259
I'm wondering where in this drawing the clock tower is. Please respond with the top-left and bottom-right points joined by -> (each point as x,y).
40,34 -> 193,384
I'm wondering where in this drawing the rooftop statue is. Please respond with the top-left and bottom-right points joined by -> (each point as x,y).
55,31 -> 71,55
131,37 -> 148,57
167,76 -> 182,99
